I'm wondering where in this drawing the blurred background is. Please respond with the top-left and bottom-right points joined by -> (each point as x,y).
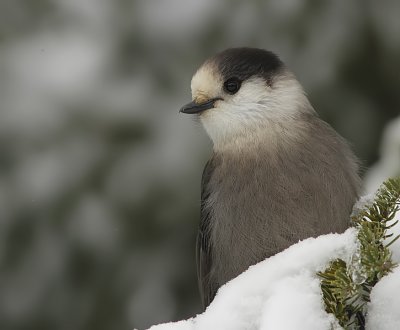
0,0 -> 399,329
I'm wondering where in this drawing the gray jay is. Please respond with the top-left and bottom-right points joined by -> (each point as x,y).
180,48 -> 361,308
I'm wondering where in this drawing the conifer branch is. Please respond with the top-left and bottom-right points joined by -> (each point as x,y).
318,177 -> 400,330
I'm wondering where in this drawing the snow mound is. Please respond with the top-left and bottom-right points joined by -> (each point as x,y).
366,267 -> 400,330
147,229 -> 357,330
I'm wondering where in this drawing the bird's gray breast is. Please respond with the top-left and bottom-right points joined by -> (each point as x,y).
204,151 -> 288,286
202,120 -> 360,288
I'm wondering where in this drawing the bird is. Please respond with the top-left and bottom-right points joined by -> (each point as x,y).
180,47 -> 361,309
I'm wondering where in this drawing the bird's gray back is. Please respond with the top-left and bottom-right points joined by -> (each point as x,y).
197,113 -> 361,307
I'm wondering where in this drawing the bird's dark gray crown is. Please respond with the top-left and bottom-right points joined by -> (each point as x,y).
211,48 -> 284,85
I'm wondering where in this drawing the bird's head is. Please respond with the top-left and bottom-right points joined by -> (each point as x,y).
180,48 -> 314,150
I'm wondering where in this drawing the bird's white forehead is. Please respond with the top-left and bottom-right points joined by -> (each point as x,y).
191,62 -> 223,103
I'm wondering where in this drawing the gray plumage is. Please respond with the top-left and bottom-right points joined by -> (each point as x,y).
180,48 -> 361,308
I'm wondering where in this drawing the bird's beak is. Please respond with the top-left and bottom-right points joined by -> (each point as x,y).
180,98 -> 222,114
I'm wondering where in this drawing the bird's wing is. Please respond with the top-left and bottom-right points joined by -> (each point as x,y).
196,158 -> 217,308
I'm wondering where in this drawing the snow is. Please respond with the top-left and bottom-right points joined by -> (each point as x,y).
257,273 -> 339,330
367,267 -> 400,330
146,197 -> 400,330
147,229 -> 356,330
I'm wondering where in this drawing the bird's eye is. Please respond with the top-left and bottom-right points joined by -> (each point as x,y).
223,78 -> 241,95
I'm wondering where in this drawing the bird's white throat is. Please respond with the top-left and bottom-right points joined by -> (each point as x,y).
198,74 -> 314,152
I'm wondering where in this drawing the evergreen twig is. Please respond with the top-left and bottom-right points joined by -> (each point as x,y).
317,177 -> 400,330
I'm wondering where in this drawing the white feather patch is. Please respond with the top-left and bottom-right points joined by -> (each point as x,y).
197,74 -> 314,151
